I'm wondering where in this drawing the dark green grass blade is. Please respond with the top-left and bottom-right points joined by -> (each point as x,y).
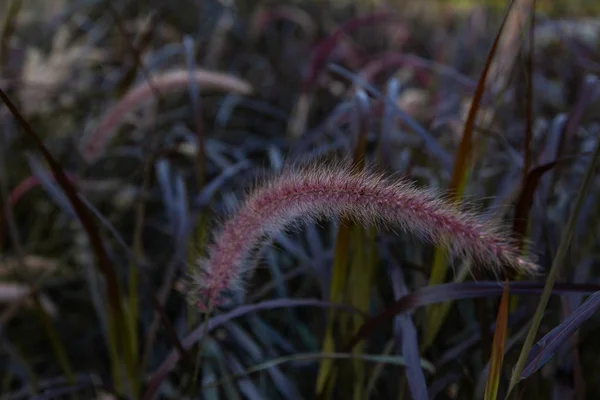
521,290 -> 600,379
507,132 -> 600,395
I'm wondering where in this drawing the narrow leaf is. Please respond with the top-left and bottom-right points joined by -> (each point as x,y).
507,129 -> 600,395
343,281 -> 600,353
484,282 -> 510,400
425,0 -> 518,349
521,290 -> 600,379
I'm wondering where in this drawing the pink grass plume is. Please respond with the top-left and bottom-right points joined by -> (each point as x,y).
190,161 -> 538,311
80,68 -> 253,162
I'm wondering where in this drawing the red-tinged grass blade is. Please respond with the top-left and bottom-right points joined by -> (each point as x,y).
484,281 -> 510,400
0,173 -> 77,244
80,68 -> 253,162
26,154 -> 195,389
341,281 -> 600,354
0,88 -> 132,393
510,10 -> 539,354
69,165 -> 196,379
357,51 -> 477,91
512,161 -> 557,245
424,0 -> 518,349
509,2 -> 536,326
521,290 -> 600,380
0,155 -> 75,390
143,299 -> 365,400
287,10 -> 389,138
113,13 -> 156,97
508,134 -> 600,396
522,0 -> 536,181
303,10 -> 390,92
558,75 -> 599,161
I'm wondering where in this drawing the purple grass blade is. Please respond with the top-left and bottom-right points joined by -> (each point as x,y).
227,321 -> 302,399
378,78 -> 401,170
155,159 -> 189,245
327,63 -> 453,169
25,154 -> 75,218
521,290 -> 600,379
344,281 -> 600,352
389,264 -> 428,400
264,366 -> 303,400
227,322 -> 263,361
144,299 -> 363,399
192,159 -> 251,209
264,249 -> 288,298
25,154 -> 109,335
248,316 -> 297,354
224,351 -> 265,400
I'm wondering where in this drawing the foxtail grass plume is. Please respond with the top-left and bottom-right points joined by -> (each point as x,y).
190,161 -> 537,311
80,68 -> 253,162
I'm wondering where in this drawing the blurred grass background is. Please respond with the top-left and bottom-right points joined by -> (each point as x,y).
1,0 -> 600,399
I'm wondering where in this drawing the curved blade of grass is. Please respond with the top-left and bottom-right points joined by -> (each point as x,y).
80,68 -> 253,162
510,0 -> 538,247
304,10 -> 389,91
512,161 -> 558,242
508,0 -> 537,325
0,87 -> 131,394
484,281 -> 510,400
327,63 -> 453,169
203,352 -> 434,392
521,290 -> 600,379
424,0 -> 517,350
507,132 -> 600,396
0,172 -> 77,243
342,281 -> 600,353
74,187 -> 195,377
0,146 -> 66,393
223,351 -> 264,399
25,155 -> 76,217
522,0 -> 536,182
358,51 -> 477,90
144,299 -> 364,400
226,321 -> 302,399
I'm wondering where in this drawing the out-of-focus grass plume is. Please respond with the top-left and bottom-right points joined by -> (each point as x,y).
1,0 -> 600,399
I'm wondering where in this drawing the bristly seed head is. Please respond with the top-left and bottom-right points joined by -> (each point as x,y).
188,160 -> 539,311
